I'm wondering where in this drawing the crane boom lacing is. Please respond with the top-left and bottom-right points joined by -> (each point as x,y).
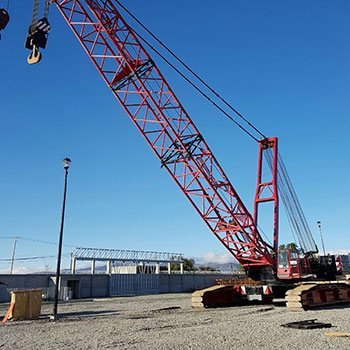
53,0 -> 275,267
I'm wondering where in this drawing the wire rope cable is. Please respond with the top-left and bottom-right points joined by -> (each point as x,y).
44,0 -> 50,19
263,150 -> 317,254
129,25 -> 260,142
98,1 -> 318,257
115,1 -> 263,142
115,0 -> 266,140
31,0 -> 39,26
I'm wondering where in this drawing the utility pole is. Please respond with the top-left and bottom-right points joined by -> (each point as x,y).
10,236 -> 19,274
317,221 -> 326,256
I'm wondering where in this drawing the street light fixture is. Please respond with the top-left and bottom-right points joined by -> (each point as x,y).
52,158 -> 71,321
63,157 -> 71,169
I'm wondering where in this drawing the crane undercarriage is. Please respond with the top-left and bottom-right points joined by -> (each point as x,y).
191,279 -> 350,311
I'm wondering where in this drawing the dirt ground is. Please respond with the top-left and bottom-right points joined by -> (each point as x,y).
0,293 -> 349,349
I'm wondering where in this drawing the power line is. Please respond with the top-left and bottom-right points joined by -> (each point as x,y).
18,236 -> 77,248
0,236 -> 77,248
0,253 -> 70,262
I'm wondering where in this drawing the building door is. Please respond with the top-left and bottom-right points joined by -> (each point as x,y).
67,280 -> 80,299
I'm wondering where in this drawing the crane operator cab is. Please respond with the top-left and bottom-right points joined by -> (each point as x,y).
277,247 -> 311,280
0,8 -> 9,38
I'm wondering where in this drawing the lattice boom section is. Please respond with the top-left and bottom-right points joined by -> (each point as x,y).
54,0 -> 274,267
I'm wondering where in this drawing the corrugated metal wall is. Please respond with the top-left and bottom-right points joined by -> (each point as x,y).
110,274 -> 160,296
0,273 -> 234,302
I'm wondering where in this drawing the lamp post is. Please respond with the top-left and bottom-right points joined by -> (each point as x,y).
317,220 -> 326,256
52,158 -> 71,321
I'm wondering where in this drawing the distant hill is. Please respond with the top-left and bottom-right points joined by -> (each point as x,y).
194,262 -> 241,274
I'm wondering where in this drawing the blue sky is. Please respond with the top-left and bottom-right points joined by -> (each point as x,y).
0,0 -> 349,271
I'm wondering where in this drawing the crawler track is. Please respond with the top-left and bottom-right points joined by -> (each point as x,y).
285,282 -> 350,311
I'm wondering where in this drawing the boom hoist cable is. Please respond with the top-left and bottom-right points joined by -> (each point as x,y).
52,0 -> 275,268
50,0 -> 317,269
264,148 -> 318,254
25,0 -> 51,64
132,28 -> 261,143
116,0 -> 265,143
116,2 -> 320,255
116,1 -> 319,243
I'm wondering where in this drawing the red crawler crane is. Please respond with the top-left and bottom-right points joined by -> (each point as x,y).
53,0 -> 276,270
34,0 -> 349,308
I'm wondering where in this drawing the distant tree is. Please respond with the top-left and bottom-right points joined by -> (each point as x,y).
182,257 -> 195,271
279,243 -> 298,251
286,242 -> 298,250
170,257 -> 196,272
199,266 -> 219,272
238,264 -> 246,275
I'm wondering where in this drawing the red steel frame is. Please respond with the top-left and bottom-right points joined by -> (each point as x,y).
53,0 -> 275,268
254,137 -> 279,256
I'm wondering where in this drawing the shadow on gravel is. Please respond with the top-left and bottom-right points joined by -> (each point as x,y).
53,310 -> 119,319
151,306 -> 181,313
310,303 -> 350,311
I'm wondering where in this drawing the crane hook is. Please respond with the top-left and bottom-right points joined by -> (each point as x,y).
27,44 -> 42,65
25,0 -> 50,65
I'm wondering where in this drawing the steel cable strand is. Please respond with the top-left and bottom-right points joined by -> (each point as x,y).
115,0 -> 263,142
44,0 -> 50,19
280,156 -> 314,247
279,160 -> 317,252
265,151 -> 302,247
31,0 -> 39,26
277,157 -> 317,252
264,150 -> 307,251
115,0 -> 266,138
276,160 -> 309,251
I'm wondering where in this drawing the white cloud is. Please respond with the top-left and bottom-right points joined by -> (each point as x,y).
0,266 -> 38,274
197,251 -> 235,265
326,249 -> 350,256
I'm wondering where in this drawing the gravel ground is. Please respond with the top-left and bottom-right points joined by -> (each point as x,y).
0,293 -> 349,350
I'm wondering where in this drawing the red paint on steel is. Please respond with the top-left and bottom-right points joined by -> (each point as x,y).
53,0 -> 274,267
254,137 -> 279,257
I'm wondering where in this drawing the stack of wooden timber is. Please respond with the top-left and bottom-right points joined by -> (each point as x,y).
191,285 -> 238,308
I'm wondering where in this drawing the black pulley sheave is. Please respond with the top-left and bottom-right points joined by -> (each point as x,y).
0,8 -> 9,31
